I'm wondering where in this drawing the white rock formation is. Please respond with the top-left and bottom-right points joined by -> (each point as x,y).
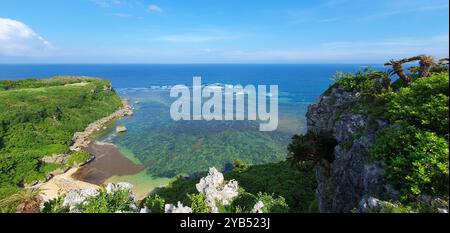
252,201 -> 265,213
63,188 -> 100,212
195,167 -> 239,213
165,202 -> 193,213
62,183 -> 137,213
105,182 -> 134,194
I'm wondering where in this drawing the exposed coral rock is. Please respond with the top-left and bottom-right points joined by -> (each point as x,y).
196,167 -> 239,213
105,182 -> 134,194
140,206 -> 150,213
252,201 -> 265,213
63,188 -> 100,212
165,202 -> 193,213
358,196 -> 398,213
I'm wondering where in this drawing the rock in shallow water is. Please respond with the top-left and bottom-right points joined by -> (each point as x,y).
116,125 -> 127,133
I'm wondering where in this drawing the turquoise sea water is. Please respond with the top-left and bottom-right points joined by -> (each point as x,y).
0,64 -> 379,193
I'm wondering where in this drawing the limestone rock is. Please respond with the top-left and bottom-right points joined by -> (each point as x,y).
63,188 -> 100,212
105,182 -> 134,194
307,87 -> 391,213
165,202 -> 193,213
252,201 -> 265,213
196,167 -> 239,213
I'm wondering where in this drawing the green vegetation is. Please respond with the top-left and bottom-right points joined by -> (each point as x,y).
253,192 -> 289,213
288,131 -> 337,166
76,188 -> 135,213
331,68 -> 379,94
66,150 -> 91,166
42,196 -> 70,213
0,76 -> 122,206
371,72 -> 449,203
188,193 -> 211,213
145,194 -> 165,213
225,191 -> 288,213
290,56 -> 448,212
43,186 -> 136,213
155,160 -> 316,213
371,126 -> 449,201
0,188 -> 42,213
384,73 -> 449,138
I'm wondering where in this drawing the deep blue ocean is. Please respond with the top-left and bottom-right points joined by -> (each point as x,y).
0,64 -> 380,195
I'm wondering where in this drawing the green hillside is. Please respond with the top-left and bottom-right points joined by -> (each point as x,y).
0,77 -> 122,196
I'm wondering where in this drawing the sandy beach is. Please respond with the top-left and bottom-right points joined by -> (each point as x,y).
38,168 -> 99,202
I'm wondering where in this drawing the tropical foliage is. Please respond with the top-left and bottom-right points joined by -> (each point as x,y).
0,76 -> 122,208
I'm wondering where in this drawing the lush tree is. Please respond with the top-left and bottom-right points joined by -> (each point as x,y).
385,73 -> 449,138
371,126 -> 449,201
145,194 -> 165,213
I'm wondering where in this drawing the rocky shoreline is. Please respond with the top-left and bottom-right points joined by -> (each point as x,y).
70,100 -> 134,152
36,99 -> 134,199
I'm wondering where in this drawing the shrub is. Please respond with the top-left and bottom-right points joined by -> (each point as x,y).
66,150 -> 91,166
331,68 -> 379,94
225,161 -> 316,213
227,191 -> 258,213
145,194 -> 165,213
76,188 -> 135,213
385,73 -> 449,137
288,131 -> 337,166
256,192 -> 289,213
232,160 -> 250,173
371,125 -> 449,202
42,196 -> 70,213
188,193 -> 211,213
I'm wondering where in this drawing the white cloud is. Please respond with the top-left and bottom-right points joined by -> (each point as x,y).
148,4 -> 163,13
0,18 -> 52,56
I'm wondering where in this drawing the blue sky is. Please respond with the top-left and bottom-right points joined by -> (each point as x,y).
0,0 -> 448,63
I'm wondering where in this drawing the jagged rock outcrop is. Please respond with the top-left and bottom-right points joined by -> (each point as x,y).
63,188 -> 100,212
62,182 -> 136,213
307,88 -> 390,213
195,167 -> 239,213
165,202 -> 193,213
